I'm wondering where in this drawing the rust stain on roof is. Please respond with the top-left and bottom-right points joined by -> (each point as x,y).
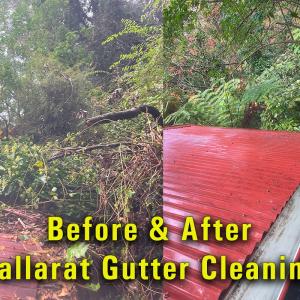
0,233 -> 40,300
163,126 -> 300,300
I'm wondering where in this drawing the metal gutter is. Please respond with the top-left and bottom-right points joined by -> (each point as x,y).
224,186 -> 300,300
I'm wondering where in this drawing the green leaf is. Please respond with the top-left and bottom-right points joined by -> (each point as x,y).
290,11 -> 298,18
18,235 -> 30,241
85,283 -> 101,292
66,242 -> 89,262
33,160 -> 44,169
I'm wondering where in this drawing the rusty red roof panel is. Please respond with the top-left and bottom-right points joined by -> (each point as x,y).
163,126 -> 300,300
0,233 -> 40,299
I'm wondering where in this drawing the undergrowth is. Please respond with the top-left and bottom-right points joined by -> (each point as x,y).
0,123 -> 162,299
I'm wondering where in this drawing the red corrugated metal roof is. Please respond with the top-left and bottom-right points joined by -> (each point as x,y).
163,126 -> 300,300
0,233 -> 40,299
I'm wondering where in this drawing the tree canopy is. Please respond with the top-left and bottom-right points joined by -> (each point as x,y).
164,0 -> 300,131
0,2 -> 162,296
0,0 -> 162,139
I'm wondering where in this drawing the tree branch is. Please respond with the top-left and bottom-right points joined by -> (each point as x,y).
85,105 -> 163,127
232,39 -> 300,72
277,21 -> 300,29
279,4 -> 295,41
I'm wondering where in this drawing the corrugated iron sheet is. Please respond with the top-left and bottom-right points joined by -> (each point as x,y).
163,126 -> 300,300
0,233 -> 40,299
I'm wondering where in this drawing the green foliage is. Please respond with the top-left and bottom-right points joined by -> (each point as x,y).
218,0 -> 273,43
257,51 -> 300,131
0,138 -> 99,218
120,35 -> 164,108
166,79 -> 245,127
165,0 -> 300,132
102,19 -> 151,45
85,283 -> 101,292
66,242 -> 89,262
18,55 -> 92,138
104,19 -> 163,109
0,0 -> 94,138
167,50 -> 300,131
242,79 -> 280,104
0,0 -> 149,139
163,0 -> 198,41
53,31 -> 91,67
0,2 -> 162,297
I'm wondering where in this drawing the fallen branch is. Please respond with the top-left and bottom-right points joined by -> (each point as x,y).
48,142 -> 129,162
2,208 -> 40,222
85,104 -> 163,127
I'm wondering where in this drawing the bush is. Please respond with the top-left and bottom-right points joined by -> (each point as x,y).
166,50 -> 300,131
0,138 -> 99,218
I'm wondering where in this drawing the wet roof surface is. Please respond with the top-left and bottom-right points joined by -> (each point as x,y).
163,126 -> 300,300
0,233 -> 40,300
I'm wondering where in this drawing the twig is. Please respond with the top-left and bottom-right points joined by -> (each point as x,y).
279,3 -> 295,41
232,39 -> 299,72
2,208 -> 39,222
17,218 -> 27,229
277,21 -> 300,29
48,142 -> 131,162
